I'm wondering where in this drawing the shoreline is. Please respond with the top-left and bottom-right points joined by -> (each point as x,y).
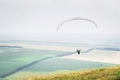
63,51 -> 120,64
0,43 -> 120,65
0,43 -> 87,52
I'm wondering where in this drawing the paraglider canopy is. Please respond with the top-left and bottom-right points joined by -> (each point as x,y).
57,17 -> 97,32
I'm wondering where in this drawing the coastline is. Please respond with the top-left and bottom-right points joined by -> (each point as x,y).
63,50 -> 120,64
0,43 -> 120,65
0,43 -> 86,52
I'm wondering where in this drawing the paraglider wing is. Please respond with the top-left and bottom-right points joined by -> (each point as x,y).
57,17 -> 97,32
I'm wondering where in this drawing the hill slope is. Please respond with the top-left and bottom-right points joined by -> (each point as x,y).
19,66 -> 120,80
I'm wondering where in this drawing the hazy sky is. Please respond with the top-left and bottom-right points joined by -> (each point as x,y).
0,0 -> 120,41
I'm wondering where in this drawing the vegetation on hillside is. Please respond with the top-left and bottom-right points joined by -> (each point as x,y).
19,66 -> 120,80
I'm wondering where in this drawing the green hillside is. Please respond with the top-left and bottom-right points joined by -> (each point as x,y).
17,66 -> 120,80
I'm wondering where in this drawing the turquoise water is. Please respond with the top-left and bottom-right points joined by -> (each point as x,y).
0,47 -> 116,78
0,48 -> 64,77
24,58 -> 115,73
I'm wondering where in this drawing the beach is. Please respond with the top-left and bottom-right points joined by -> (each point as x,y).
0,43 -> 87,52
0,43 -> 120,65
63,50 -> 120,64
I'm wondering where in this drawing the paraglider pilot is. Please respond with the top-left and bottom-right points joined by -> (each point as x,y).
77,49 -> 81,55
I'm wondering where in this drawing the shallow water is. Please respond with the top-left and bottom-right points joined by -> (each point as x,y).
23,58 -> 115,72
0,48 -> 63,77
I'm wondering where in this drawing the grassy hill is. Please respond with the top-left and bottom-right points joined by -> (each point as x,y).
19,66 -> 120,80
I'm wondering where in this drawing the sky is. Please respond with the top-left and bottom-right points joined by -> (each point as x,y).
0,0 -> 120,41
